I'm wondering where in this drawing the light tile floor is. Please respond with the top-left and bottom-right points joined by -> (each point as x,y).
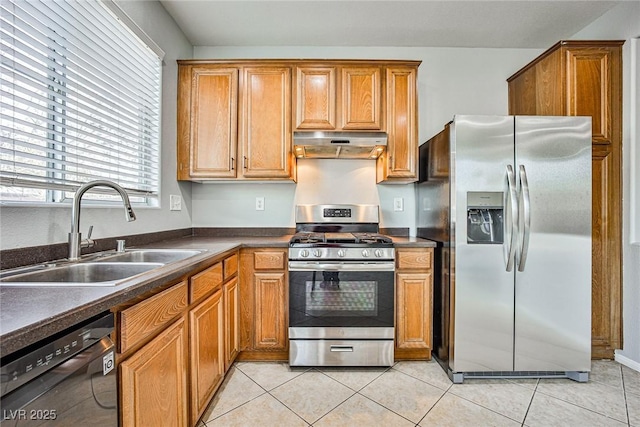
200,360 -> 639,426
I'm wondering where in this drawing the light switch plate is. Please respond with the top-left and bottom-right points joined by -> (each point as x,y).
169,194 -> 182,211
394,197 -> 404,212
256,197 -> 265,211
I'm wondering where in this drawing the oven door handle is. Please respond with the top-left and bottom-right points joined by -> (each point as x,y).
288,261 -> 395,272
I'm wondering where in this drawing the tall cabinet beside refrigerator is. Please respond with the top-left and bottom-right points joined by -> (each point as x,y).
417,115 -> 592,383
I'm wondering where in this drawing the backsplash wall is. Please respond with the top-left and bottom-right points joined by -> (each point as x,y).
191,159 -> 416,228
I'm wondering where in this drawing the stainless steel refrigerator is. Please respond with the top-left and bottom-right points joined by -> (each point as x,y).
417,115 -> 592,383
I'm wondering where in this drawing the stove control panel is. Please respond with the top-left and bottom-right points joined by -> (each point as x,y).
323,208 -> 351,218
289,247 -> 395,261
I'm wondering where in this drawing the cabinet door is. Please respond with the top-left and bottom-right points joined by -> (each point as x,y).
224,277 -> 240,370
340,67 -> 382,130
240,67 -> 292,179
383,67 -> 418,181
189,67 -> 238,178
295,66 -> 336,130
189,289 -> 224,425
396,272 -> 432,350
254,272 -> 287,350
120,317 -> 188,427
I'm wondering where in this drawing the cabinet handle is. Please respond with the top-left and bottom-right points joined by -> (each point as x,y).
243,156 -> 247,169
231,157 -> 235,170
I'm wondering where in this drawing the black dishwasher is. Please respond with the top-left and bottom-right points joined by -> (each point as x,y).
1,313 -> 117,426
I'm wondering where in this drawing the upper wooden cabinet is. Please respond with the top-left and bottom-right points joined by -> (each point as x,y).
179,59 -> 420,183
295,66 -> 337,130
179,67 -> 238,179
340,66 -> 382,130
177,62 -> 294,181
378,66 -> 418,182
293,65 -> 382,131
507,40 -> 624,359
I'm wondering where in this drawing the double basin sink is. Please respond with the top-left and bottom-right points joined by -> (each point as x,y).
0,249 -> 204,287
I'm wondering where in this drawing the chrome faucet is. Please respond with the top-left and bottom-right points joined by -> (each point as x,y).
68,180 -> 136,260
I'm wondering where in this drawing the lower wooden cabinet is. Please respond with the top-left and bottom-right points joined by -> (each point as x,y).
116,250 -> 239,427
395,248 -> 434,360
120,317 -> 188,427
189,289 -> 225,425
239,248 -> 289,360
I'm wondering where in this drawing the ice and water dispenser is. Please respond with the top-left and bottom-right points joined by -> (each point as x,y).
467,192 -> 504,244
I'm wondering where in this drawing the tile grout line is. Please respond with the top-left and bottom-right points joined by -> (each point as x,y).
520,378 -> 539,426
621,367 -> 632,426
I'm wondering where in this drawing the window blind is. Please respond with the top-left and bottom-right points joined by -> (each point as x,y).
0,0 -> 162,204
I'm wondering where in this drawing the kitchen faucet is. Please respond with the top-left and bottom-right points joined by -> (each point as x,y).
68,180 -> 136,260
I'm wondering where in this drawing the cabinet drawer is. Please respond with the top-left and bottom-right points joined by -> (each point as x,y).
120,281 -> 188,353
396,249 -> 432,270
224,253 -> 238,280
254,251 -> 286,270
191,262 -> 223,303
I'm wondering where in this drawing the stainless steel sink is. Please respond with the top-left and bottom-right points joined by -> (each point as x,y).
0,262 -> 163,287
95,249 -> 202,264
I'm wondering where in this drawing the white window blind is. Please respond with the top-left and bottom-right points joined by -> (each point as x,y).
0,0 -> 162,204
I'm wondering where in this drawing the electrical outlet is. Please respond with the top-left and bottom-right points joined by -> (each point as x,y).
169,194 -> 182,211
255,197 -> 265,211
394,197 -> 404,212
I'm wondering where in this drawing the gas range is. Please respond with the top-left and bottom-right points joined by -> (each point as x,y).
288,205 -> 395,261
288,204 -> 396,367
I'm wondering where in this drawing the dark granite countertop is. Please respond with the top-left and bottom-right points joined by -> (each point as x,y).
0,234 -> 434,358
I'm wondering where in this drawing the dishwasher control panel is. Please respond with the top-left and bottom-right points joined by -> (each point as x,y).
0,312 -> 114,397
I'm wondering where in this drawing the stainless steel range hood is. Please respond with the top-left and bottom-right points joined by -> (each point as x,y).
293,131 -> 387,159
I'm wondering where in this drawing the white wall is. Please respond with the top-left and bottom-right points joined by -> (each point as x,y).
0,1 -> 193,250
571,1 -> 640,368
191,46 -> 541,231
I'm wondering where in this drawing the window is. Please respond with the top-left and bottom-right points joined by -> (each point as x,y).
0,0 -> 163,205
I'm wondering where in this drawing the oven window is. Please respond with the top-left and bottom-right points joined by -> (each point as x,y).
305,280 -> 377,317
289,270 -> 394,328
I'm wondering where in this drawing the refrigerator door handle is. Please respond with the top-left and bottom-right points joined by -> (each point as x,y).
517,165 -> 531,272
504,165 -> 519,271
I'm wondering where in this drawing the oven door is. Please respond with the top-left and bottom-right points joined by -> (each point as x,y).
288,261 -> 394,338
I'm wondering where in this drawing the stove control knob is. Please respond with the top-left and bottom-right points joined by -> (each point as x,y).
361,249 -> 370,257
313,249 -> 322,257
300,249 -> 309,258
374,249 -> 383,258
337,249 -> 346,258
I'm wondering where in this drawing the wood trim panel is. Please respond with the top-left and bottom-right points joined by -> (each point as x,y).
340,66 -> 382,130
535,49 -> 563,115
591,146 -> 622,358
240,66 -> 292,178
177,65 -> 192,180
119,282 -> 188,354
189,289 -> 224,425
385,67 -> 417,180
190,262 -> 223,303
295,66 -> 337,130
565,49 -> 611,144
224,277 -> 240,370
396,272 -> 432,349
254,250 -> 286,270
189,67 -> 238,178
253,272 -> 287,350
223,253 -> 238,280
120,317 -> 188,427
396,248 -> 432,270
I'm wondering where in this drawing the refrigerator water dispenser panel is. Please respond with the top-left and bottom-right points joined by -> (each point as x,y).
467,192 -> 504,244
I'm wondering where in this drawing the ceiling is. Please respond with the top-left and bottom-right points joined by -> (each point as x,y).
158,0 -> 622,49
